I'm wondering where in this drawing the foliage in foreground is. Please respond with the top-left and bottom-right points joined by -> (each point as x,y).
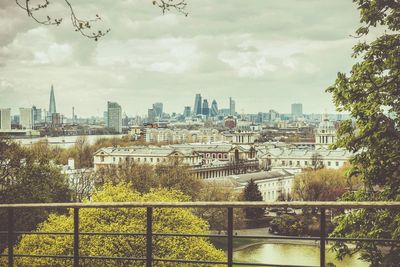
327,0 -> 400,265
0,138 -> 71,251
292,167 -> 357,201
95,157 -> 203,200
242,179 -> 265,219
2,183 -> 225,267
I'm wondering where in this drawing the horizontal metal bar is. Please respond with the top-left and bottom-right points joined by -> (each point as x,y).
0,201 -> 399,209
233,262 -> 317,267
1,231 -> 399,243
233,235 -> 320,241
0,254 -> 146,261
326,237 -> 400,243
153,258 -> 226,264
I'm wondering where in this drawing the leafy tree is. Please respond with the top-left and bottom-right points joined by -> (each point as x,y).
95,161 -> 157,194
269,214 -> 304,236
155,157 -> 203,200
292,167 -> 355,201
242,179 -> 265,219
195,181 -> 245,230
1,183 -> 226,267
326,0 -> 400,265
0,138 -> 71,251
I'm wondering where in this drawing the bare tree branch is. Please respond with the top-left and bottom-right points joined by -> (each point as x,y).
16,0 -> 189,41
152,0 -> 188,16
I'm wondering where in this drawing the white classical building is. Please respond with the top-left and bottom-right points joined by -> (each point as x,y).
93,143 -> 259,178
144,128 -> 224,144
232,170 -> 295,202
94,145 -> 202,170
315,113 -> 337,149
257,146 -> 352,170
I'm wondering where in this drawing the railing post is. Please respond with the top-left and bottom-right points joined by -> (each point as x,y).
320,208 -> 326,267
73,208 -> 79,267
7,208 -> 14,267
227,207 -> 233,267
146,207 -> 153,267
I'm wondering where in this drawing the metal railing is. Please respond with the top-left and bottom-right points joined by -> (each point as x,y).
1,201 -> 400,267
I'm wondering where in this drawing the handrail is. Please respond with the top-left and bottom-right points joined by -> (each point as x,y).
1,202 -> 399,267
0,201 -> 399,209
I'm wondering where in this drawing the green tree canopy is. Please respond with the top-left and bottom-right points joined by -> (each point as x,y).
292,167 -> 356,201
326,0 -> 400,265
3,183 -> 225,267
95,157 -> 203,200
195,181 -> 245,230
0,138 -> 71,251
242,179 -> 265,219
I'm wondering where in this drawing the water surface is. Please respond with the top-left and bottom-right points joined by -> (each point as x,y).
234,243 -> 368,267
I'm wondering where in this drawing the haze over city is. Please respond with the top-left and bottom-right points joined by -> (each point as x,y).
0,0 -> 377,117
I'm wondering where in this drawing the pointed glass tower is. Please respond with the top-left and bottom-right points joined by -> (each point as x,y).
49,85 -> 56,115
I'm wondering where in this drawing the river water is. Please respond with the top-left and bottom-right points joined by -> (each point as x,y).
15,134 -> 125,148
234,243 -> 368,267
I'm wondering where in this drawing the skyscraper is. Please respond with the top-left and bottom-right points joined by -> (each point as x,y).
148,108 -> 156,123
32,105 -> 42,124
193,94 -> 202,115
49,85 -> 56,115
20,107 -> 34,129
202,99 -> 209,116
107,101 -> 122,133
183,106 -> 191,118
229,97 -> 236,116
152,102 -> 163,119
210,100 -> 218,117
0,108 -> 11,130
291,103 -> 303,117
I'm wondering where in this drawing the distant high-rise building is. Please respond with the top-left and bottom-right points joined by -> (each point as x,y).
20,107 -> 34,129
148,108 -> 156,123
49,85 -> 56,115
210,100 -> 218,117
103,111 -> 108,127
183,106 -> 191,118
229,97 -> 236,116
0,108 -> 11,130
269,109 -> 279,121
32,105 -> 42,124
193,94 -> 202,115
202,99 -> 209,116
153,102 -> 163,118
291,103 -> 303,117
107,101 -> 122,133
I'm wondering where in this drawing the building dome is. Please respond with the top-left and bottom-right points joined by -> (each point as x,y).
315,113 -> 336,149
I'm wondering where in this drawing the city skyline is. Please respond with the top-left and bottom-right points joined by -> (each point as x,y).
0,0 -> 378,116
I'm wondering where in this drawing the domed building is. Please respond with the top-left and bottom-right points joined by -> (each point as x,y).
315,113 -> 336,149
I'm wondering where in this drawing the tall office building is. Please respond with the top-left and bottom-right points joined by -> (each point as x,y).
148,108 -> 156,123
193,94 -> 202,115
291,103 -> 303,117
229,97 -> 236,116
183,106 -> 191,118
103,111 -> 108,127
107,101 -> 122,133
202,99 -> 209,116
210,100 -> 218,117
20,107 -> 34,129
0,108 -> 11,130
153,102 -> 163,118
32,105 -> 42,124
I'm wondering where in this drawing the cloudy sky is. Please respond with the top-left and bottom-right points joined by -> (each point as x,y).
0,0 -> 370,117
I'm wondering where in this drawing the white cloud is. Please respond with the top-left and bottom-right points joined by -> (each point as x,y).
95,37 -> 200,74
